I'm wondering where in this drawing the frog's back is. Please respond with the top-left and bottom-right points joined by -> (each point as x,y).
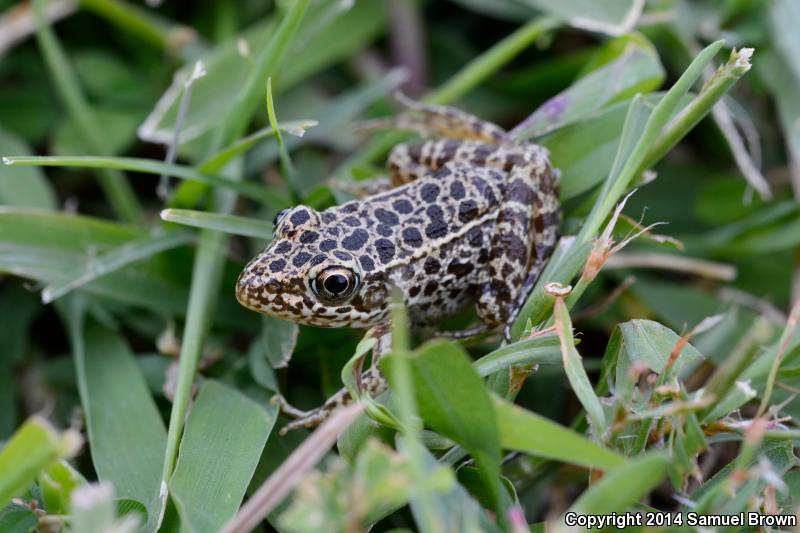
323,164 -> 505,325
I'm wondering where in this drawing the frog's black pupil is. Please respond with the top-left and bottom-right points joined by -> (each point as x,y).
324,274 -> 349,295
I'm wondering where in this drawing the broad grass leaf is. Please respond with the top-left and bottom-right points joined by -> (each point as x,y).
381,339 -> 503,512
0,417 -> 77,507
38,459 -> 87,515
66,317 -> 166,533
493,397 -> 623,470
567,454 -> 669,515
401,438 -> 499,533
0,283 -> 40,439
514,0 -> 642,36
769,0 -> 800,84
690,441 -> 798,514
139,0 -> 386,151
553,298 -> 607,436
170,380 -> 274,533
260,315 -> 299,369
612,319 -> 704,393
512,34 -> 663,139
0,501 -> 38,533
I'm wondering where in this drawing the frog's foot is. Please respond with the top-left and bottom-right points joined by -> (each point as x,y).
276,367 -> 389,435
274,388 -> 352,435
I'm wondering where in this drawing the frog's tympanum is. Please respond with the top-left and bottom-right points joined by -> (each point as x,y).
236,95 -> 561,430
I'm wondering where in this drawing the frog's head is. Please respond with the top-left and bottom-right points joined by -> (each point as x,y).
236,205 -> 390,328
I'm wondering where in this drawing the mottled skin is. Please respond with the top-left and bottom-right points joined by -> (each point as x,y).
236,96 -> 561,430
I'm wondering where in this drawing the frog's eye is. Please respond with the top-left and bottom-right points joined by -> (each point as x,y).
312,267 -> 359,301
272,208 -> 290,228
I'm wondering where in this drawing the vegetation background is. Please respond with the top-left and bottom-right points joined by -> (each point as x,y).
0,0 -> 799,531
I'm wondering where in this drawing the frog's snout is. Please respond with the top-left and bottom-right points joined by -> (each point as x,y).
235,262 -> 273,312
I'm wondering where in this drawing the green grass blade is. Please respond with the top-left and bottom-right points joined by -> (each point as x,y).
473,334 -> 561,377
382,338 -> 504,519
493,397 -> 623,470
161,209 -> 272,239
577,39 -> 726,243
567,454 -> 669,515
553,298 -> 607,437
0,128 -> 56,209
638,47 -> 754,174
0,416 -> 80,507
265,77 -> 298,200
170,381 -> 275,533
79,0 -> 180,52
32,0 -> 143,224
510,34 -> 664,139
515,0 -> 641,35
42,231 -> 194,304
159,1 -> 313,521
210,0 -> 311,151
2,156 -> 285,206
200,119 -> 318,174
61,309 -> 167,533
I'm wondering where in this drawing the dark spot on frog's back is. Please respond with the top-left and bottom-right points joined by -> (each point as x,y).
423,256 -> 440,274
359,255 -> 375,272
423,281 -> 438,296
299,231 -> 319,244
319,239 -> 336,252
420,183 -> 440,203
458,199 -> 479,223
375,208 -> 399,226
392,198 -> 413,214
375,239 -> 395,263
449,180 -> 465,200
274,241 -> 292,254
269,259 -> 286,272
343,216 -> 361,227
342,229 -> 368,250
471,175 -> 497,203
425,220 -> 448,239
448,261 -> 473,276
290,209 -> 311,226
292,252 -> 312,268
402,227 -> 423,248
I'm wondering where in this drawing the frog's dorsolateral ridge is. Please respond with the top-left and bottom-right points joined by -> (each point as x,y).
236,96 -> 561,430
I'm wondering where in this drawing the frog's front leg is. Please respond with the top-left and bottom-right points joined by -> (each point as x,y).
277,327 -> 392,434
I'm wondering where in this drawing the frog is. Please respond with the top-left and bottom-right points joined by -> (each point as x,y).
236,94 -> 561,431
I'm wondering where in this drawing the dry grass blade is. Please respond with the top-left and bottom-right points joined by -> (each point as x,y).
220,402 -> 364,533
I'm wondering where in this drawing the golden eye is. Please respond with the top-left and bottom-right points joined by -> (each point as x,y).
312,267 -> 359,300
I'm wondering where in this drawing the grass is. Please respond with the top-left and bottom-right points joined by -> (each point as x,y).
1,1 -> 799,532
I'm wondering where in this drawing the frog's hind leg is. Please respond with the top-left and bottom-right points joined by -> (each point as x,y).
474,154 -> 560,336
360,92 -> 507,143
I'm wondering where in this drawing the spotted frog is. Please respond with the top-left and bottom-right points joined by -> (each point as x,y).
236,95 -> 560,430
